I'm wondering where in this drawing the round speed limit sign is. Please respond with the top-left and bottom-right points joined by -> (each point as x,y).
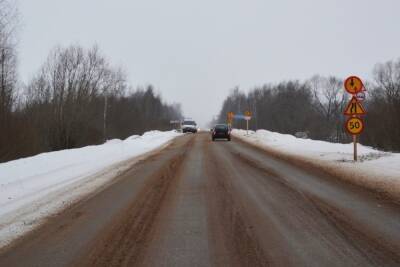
345,117 -> 364,135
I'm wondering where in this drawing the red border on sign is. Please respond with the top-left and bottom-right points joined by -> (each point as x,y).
345,116 -> 364,135
344,76 -> 364,95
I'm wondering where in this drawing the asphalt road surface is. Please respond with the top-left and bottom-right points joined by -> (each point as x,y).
1,133 -> 400,267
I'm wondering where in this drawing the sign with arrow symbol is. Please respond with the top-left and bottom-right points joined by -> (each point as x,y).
344,76 -> 364,95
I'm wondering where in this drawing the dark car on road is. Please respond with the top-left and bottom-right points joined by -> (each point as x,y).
211,124 -> 231,141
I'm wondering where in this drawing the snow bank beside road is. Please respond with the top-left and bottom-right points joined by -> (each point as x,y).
232,129 -> 400,200
0,130 -> 181,247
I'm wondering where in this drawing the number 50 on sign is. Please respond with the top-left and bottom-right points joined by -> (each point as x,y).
345,117 -> 364,135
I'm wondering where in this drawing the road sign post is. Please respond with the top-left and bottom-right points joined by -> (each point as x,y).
244,111 -> 252,135
345,116 -> 365,162
353,135 -> 357,161
343,76 -> 366,162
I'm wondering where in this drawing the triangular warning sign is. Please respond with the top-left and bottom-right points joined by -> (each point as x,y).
343,96 -> 366,115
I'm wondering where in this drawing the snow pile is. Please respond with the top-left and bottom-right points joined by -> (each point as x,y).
232,129 -> 400,199
0,130 -> 181,247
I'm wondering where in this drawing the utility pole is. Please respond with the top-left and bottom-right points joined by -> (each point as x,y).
253,98 -> 258,131
1,48 -> 5,101
238,96 -> 241,129
1,48 -> 6,125
103,93 -> 107,142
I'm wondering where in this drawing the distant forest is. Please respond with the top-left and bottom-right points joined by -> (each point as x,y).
216,59 -> 400,152
0,1 -> 182,162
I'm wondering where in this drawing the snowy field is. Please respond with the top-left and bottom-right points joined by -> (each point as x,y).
232,129 -> 400,200
0,130 -> 181,248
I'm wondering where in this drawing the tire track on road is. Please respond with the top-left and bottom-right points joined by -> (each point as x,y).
204,139 -> 270,267
78,137 -> 195,267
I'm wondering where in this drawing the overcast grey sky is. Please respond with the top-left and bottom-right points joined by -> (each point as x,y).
17,0 -> 400,126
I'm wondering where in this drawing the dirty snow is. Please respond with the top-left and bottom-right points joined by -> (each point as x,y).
0,130 -> 181,247
232,129 -> 400,199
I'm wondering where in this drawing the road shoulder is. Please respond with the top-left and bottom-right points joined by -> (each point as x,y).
232,132 -> 400,204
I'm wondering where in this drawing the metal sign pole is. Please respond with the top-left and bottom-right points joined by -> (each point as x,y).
353,135 -> 357,162
343,76 -> 366,163
246,119 -> 249,135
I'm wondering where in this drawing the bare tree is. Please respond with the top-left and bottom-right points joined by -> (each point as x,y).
0,1 -> 184,162
373,59 -> 400,102
0,0 -> 18,123
25,45 -> 127,150
218,82 -> 318,135
0,0 -> 19,160
9,44 -> 183,160
309,75 -> 348,141
364,58 -> 400,151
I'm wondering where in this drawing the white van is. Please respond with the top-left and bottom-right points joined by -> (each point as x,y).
181,119 -> 198,133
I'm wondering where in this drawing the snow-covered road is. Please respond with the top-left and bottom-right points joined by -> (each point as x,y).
0,130 -> 181,247
232,129 -> 400,200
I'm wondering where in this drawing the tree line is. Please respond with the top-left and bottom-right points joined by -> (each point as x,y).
0,1 -> 182,162
217,60 -> 400,152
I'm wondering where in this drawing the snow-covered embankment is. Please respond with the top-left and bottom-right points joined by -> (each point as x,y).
232,129 -> 400,201
0,130 -> 181,247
